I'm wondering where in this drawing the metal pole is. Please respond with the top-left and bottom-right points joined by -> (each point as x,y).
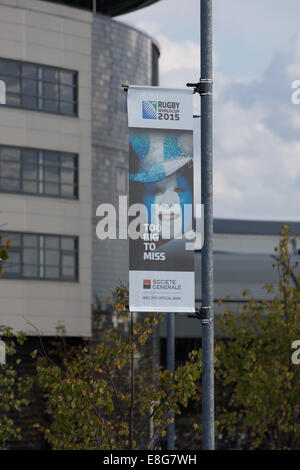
149,319 -> 160,448
129,311 -> 135,450
166,312 -> 175,450
201,0 -> 215,450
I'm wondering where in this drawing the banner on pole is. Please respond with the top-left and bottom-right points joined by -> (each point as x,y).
127,86 -> 195,313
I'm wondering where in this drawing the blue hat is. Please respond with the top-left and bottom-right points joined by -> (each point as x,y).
129,130 -> 192,183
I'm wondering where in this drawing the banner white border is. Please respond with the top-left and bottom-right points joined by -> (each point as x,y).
128,85 -> 194,130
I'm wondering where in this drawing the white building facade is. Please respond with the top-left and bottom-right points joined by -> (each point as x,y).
0,0 -> 159,337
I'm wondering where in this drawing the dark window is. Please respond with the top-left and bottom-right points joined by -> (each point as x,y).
152,44 -> 159,87
1,232 -> 78,281
0,146 -> 78,199
0,58 -> 77,116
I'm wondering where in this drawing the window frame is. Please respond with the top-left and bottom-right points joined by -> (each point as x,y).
1,231 -> 79,282
0,58 -> 78,117
0,144 -> 79,200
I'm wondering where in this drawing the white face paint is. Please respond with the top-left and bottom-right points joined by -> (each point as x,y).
153,173 -> 183,239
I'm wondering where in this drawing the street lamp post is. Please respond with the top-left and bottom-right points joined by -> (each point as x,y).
166,312 -> 175,450
200,0 -> 214,450
186,0 -> 214,450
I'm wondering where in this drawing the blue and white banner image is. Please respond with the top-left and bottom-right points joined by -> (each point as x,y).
128,86 -> 195,313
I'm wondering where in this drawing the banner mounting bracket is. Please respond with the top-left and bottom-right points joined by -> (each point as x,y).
188,306 -> 213,324
186,78 -> 213,96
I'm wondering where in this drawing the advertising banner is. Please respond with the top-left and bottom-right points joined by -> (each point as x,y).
127,86 -> 195,312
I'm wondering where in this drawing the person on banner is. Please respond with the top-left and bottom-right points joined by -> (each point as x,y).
129,129 -> 194,263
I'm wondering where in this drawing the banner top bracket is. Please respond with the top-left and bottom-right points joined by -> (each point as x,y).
186,78 -> 213,96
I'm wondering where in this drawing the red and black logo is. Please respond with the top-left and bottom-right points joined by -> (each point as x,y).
143,279 -> 151,289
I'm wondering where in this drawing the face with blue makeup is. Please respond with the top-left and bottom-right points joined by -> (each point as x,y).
143,171 -> 193,239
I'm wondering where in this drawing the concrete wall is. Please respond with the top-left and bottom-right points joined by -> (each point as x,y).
0,0 -> 92,336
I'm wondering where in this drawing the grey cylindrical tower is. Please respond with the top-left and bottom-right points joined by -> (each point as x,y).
91,14 -> 159,308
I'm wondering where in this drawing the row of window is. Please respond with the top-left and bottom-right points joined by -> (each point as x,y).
0,60 -> 79,198
0,144 -> 128,198
0,63 -> 79,281
0,145 -> 78,199
1,232 -> 78,282
0,59 -> 77,116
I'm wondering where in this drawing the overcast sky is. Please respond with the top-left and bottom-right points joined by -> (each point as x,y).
118,0 -> 300,222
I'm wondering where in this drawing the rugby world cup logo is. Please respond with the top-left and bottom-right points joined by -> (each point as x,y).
142,100 -> 157,120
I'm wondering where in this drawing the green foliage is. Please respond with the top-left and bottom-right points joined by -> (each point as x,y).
0,326 -> 33,449
215,225 -> 300,449
36,289 -> 202,449
4,228 -> 299,450
0,236 -> 11,278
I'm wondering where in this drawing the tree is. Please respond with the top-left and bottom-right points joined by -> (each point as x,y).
0,327 -> 32,449
36,288 -> 202,450
215,225 -> 300,449
0,234 -> 32,449
0,235 -> 11,278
